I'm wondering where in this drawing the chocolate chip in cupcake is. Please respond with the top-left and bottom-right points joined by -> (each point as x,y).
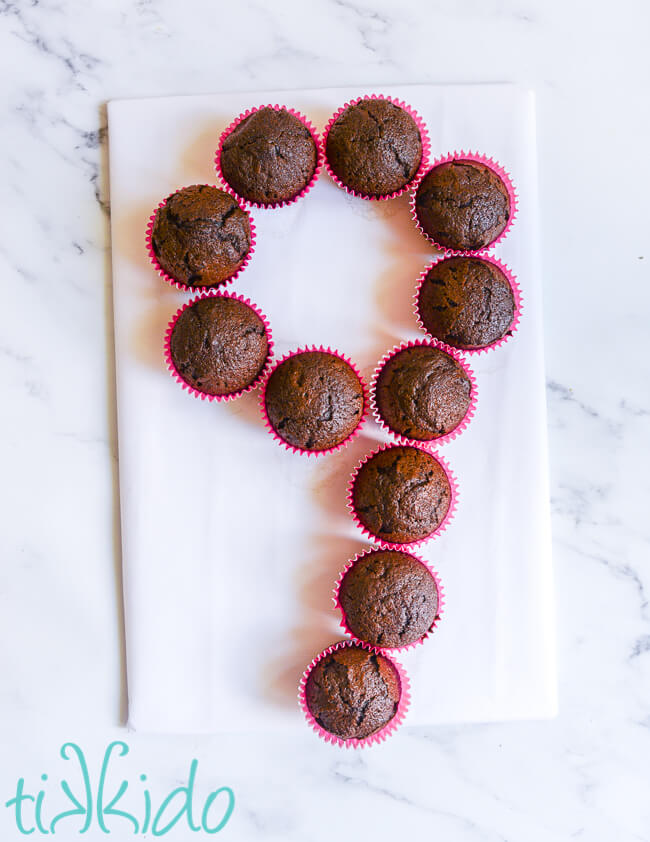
264,350 -> 364,452
151,185 -> 252,288
352,445 -> 451,544
339,550 -> 440,648
169,296 -> 269,397
326,97 -> 422,197
219,106 -> 318,205
414,159 -> 511,251
375,344 -> 472,441
305,645 -> 401,740
417,256 -> 516,350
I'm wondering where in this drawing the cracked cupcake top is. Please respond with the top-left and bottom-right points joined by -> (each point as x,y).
305,645 -> 401,740
339,550 -> 439,648
415,160 -> 510,251
220,107 -> 318,205
325,98 -> 422,197
264,350 -> 364,452
169,296 -> 269,397
352,445 -> 451,544
418,256 -> 516,350
375,345 -> 472,441
152,185 -> 252,288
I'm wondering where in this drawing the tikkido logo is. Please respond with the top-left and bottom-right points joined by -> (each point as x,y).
4,742 -> 235,836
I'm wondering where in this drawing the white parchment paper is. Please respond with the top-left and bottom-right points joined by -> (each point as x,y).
108,84 -> 556,733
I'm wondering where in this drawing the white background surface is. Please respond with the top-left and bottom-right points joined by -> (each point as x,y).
109,84 -> 555,733
1,1 -> 649,840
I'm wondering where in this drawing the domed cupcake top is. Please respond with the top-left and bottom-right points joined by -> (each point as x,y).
351,445 -> 452,545
338,550 -> 440,648
325,97 -> 423,198
168,295 -> 270,398
374,344 -> 472,441
219,106 -> 319,206
263,349 -> 365,453
304,644 -> 401,740
414,159 -> 510,251
417,256 -> 516,350
151,185 -> 252,289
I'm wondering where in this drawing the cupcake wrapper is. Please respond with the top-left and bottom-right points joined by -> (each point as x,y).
164,291 -> 274,403
298,639 -> 411,748
146,185 -> 256,293
259,345 -> 369,457
347,442 -> 459,551
413,254 -> 523,355
409,151 -> 518,254
370,337 -> 478,449
215,104 -> 324,210
332,547 -> 445,652
322,94 -> 431,201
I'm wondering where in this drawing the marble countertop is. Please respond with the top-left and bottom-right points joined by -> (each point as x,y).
1,1 -> 649,839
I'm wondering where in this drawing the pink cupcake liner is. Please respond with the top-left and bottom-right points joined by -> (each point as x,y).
259,345 -> 369,457
347,442 -> 459,551
215,104 -> 324,210
164,291 -> 274,403
332,547 -> 445,652
413,253 -> 523,355
146,185 -> 256,293
322,93 -> 431,201
409,151 -> 518,254
298,639 -> 411,748
370,337 -> 478,449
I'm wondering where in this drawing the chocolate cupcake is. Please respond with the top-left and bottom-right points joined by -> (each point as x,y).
168,295 -> 270,398
304,644 -> 401,740
414,159 -> 511,251
263,350 -> 365,453
219,106 -> 319,205
325,97 -> 423,197
151,185 -> 252,289
417,256 -> 516,350
374,343 -> 473,442
351,445 -> 452,545
338,550 -> 441,648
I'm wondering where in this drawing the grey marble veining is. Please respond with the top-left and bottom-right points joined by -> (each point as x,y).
1,0 -> 649,840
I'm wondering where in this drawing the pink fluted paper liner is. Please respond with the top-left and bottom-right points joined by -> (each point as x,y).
322,94 -> 431,201
215,104 -> 324,210
370,337 -> 478,449
259,345 -> 368,457
413,254 -> 523,355
164,291 -> 274,403
332,547 -> 445,652
409,151 -> 518,254
146,185 -> 256,293
298,639 -> 411,748
347,443 -> 459,551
